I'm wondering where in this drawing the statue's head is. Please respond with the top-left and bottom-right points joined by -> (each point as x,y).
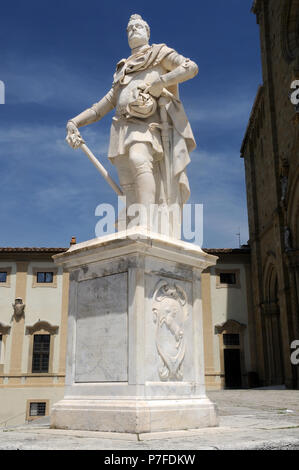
127,14 -> 150,49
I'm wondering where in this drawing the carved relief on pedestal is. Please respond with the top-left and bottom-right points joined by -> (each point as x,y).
152,280 -> 189,381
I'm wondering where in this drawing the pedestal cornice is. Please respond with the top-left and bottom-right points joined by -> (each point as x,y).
53,228 -> 218,271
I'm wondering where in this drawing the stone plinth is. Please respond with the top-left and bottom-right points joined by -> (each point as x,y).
50,228 -> 219,434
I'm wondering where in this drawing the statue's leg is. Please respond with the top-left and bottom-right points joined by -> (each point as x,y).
128,142 -> 156,208
114,156 -> 136,208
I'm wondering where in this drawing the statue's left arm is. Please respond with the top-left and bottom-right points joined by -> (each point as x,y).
147,50 -> 198,97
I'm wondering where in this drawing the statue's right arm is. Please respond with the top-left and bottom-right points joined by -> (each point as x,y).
66,88 -> 116,148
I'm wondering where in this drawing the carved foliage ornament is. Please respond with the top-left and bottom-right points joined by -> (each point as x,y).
152,281 -> 189,381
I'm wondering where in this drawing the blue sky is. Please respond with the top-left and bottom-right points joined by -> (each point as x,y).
0,0 -> 261,248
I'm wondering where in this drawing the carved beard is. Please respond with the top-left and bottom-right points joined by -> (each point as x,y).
128,34 -> 149,50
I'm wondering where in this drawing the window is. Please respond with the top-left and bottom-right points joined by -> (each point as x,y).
26,400 -> 49,421
32,334 -> 50,373
223,333 -> 240,346
0,267 -> 11,287
27,322 -> 58,375
216,269 -> 240,289
32,267 -> 58,288
220,272 -> 236,285
36,272 -> 54,284
29,402 -> 46,417
0,327 -> 10,370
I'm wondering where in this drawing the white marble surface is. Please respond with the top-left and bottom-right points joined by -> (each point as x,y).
51,398 -> 218,433
51,228 -> 218,433
75,273 -> 128,383
144,274 -> 194,383
53,227 -> 217,271
66,14 -> 199,237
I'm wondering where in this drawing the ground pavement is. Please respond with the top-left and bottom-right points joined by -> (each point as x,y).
1,388 -> 299,450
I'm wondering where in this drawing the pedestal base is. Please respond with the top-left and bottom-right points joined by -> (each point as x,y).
51,398 -> 218,434
50,229 -> 219,434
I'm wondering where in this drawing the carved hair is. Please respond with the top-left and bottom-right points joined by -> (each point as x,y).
127,14 -> 150,38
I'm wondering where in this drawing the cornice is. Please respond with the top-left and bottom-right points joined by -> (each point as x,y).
26,321 -> 59,335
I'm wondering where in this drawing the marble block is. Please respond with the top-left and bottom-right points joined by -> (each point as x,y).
50,228 -> 219,434
75,272 -> 128,382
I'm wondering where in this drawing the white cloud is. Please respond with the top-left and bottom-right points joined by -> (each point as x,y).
187,148 -> 249,247
188,99 -> 252,125
184,86 -> 256,132
0,119 -> 249,248
0,122 -> 115,211
4,57 -> 111,107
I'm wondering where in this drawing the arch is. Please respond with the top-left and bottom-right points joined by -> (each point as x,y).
268,267 -> 279,303
281,0 -> 299,63
214,319 -> 246,335
25,321 -> 59,336
261,258 -> 284,385
262,252 -> 278,302
287,167 -> 299,249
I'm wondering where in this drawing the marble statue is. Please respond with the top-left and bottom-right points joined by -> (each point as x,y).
66,14 -> 198,236
51,15 -> 219,434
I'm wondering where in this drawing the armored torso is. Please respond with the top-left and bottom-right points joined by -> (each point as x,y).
116,64 -> 166,116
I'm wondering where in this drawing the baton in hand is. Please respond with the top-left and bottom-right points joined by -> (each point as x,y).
68,133 -> 123,196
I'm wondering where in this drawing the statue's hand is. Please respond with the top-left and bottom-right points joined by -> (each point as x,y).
66,121 -> 84,149
138,79 -> 164,98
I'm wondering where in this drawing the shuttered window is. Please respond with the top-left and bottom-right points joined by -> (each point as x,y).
32,335 -> 50,373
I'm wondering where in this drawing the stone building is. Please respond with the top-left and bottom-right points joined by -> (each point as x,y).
0,248 -> 69,427
241,0 -> 299,388
202,248 -> 254,391
0,246 -> 252,426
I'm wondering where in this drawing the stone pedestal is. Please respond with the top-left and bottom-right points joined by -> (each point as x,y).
50,228 -> 219,435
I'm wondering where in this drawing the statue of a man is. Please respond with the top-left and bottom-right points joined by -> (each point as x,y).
66,14 -> 198,237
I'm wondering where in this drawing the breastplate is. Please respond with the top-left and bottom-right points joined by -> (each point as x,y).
116,65 -> 165,114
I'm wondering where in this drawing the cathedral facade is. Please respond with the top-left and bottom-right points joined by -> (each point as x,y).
241,0 -> 299,388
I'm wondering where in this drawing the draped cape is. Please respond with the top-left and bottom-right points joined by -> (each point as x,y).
110,43 -> 197,206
